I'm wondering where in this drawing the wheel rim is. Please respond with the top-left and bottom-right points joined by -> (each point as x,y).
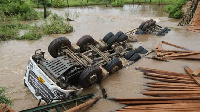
111,66 -> 119,73
89,74 -> 97,84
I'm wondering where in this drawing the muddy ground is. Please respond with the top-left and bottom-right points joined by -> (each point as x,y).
0,5 -> 200,112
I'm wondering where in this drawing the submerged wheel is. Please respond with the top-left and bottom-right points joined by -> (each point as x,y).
136,46 -> 148,54
129,53 -> 141,62
79,65 -> 103,88
157,28 -> 167,36
115,31 -> 124,37
48,37 -> 71,58
103,32 -> 114,43
124,50 -> 137,60
142,23 -> 149,31
117,34 -> 128,42
104,58 -> 123,74
76,35 -> 96,53
106,35 -> 118,49
139,22 -> 146,29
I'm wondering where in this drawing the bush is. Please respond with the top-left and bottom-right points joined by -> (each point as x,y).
0,22 -> 30,41
0,0 -> 39,20
165,0 -> 186,19
52,0 -> 66,8
0,87 -> 12,106
111,0 -> 124,7
42,14 -> 73,34
17,26 -> 43,40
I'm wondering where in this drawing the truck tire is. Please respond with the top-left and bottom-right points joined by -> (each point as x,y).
79,65 -> 103,88
48,37 -> 71,58
136,46 -> 148,54
115,31 -> 124,37
77,35 -> 96,53
106,35 -> 118,49
149,21 -> 156,26
104,58 -> 123,74
124,50 -> 137,60
142,23 -> 149,31
139,22 -> 146,29
129,53 -> 141,62
103,32 -> 114,43
157,28 -> 167,36
117,34 -> 128,42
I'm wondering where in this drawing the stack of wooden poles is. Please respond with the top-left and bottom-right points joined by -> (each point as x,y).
110,67 -> 200,112
151,41 -> 200,61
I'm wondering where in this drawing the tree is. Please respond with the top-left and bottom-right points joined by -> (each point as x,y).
39,0 -> 47,18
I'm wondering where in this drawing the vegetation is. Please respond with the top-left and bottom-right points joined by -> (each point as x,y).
25,0 -> 187,19
42,14 -> 73,35
165,0 -> 187,19
0,0 -> 73,41
0,87 -> 12,106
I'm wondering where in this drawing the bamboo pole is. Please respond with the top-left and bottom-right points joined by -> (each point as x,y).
66,97 -> 101,112
136,67 -> 187,76
161,41 -> 191,51
144,72 -> 192,81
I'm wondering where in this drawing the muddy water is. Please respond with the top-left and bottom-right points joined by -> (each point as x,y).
0,4 -> 200,111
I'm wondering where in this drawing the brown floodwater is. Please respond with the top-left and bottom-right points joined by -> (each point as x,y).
0,4 -> 200,111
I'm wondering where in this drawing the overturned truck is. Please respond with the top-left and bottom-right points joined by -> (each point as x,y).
24,31 -> 148,103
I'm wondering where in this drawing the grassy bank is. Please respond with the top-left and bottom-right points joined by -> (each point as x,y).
0,87 -> 12,106
25,0 -> 186,7
0,0 -> 73,41
25,0 -> 187,18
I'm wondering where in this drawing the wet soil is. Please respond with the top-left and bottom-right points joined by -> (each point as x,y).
0,4 -> 200,112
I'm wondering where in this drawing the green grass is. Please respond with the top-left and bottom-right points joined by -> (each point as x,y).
0,87 -> 12,106
42,14 -> 73,34
24,0 -> 187,8
0,0 -> 72,41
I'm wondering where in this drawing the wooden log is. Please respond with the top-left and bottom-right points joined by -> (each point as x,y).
136,67 -> 188,76
164,52 -> 200,57
146,84 -> 200,89
109,96 -> 200,101
142,91 -> 200,96
160,52 -> 174,56
192,68 -> 200,76
145,88 -> 200,91
119,99 -> 200,105
161,41 -> 191,51
146,82 -> 199,87
144,76 -> 195,84
184,66 -> 200,86
152,49 -> 191,53
163,54 -> 200,60
144,73 -> 193,81
157,42 -> 162,56
66,97 -> 101,112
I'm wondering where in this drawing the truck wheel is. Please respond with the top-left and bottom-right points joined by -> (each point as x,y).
104,58 -> 123,74
139,22 -> 146,29
157,28 -> 167,36
103,32 -> 114,43
76,35 -> 96,53
115,31 -> 124,37
48,37 -> 71,58
149,21 -> 156,26
136,46 -> 148,54
124,50 -> 137,60
79,65 -> 103,88
142,23 -> 149,31
129,53 -> 141,62
106,35 -> 118,49
118,34 -> 128,42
